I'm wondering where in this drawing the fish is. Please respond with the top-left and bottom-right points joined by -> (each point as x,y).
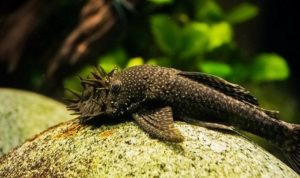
67,64 -> 300,173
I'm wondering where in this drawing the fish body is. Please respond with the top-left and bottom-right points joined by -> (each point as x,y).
67,65 -> 300,173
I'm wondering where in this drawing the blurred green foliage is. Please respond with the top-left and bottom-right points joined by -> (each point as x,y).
64,0 -> 289,94
251,54 -> 289,82
147,0 -> 174,5
225,3 -> 258,24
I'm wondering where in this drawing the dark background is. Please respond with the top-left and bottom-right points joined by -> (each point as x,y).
262,1 -> 300,99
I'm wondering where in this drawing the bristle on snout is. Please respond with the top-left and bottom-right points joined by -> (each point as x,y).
65,66 -> 111,118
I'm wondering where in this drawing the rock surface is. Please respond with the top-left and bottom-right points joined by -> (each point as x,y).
0,119 -> 298,178
0,88 -> 72,155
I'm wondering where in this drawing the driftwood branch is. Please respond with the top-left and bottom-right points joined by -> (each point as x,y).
0,0 -> 138,78
46,0 -> 118,78
0,0 -> 40,72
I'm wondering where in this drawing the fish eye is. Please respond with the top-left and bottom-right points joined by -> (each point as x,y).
110,80 -> 122,93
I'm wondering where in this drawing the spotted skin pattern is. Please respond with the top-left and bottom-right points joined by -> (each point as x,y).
68,65 -> 300,173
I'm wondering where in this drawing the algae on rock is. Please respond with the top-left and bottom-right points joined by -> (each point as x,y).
0,88 -> 72,156
0,118 -> 298,178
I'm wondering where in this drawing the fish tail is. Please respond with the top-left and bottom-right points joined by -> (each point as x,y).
283,124 -> 300,174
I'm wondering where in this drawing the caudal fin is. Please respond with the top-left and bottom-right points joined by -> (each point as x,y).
283,124 -> 300,174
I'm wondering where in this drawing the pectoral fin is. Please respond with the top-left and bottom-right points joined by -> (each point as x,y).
132,106 -> 184,142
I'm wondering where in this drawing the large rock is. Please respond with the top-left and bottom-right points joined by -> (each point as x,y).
0,88 -> 72,155
0,119 -> 297,177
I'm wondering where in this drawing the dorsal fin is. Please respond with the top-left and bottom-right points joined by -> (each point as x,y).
260,108 -> 280,119
178,71 -> 259,106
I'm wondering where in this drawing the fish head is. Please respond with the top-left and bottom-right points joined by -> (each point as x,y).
66,67 -> 123,121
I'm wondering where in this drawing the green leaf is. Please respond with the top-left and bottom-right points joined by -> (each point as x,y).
208,22 -> 232,50
198,61 -> 232,77
230,63 -> 251,82
226,3 -> 259,24
126,57 -> 144,67
63,76 -> 80,94
150,15 -> 181,55
63,65 -> 95,95
97,48 -> 127,72
251,54 -> 289,82
147,57 -> 171,66
179,22 -> 210,59
111,48 -> 127,66
147,0 -> 173,5
98,58 -> 117,73
194,0 -> 224,22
